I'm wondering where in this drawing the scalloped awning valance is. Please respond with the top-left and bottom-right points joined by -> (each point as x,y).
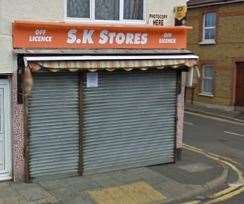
22,54 -> 199,96
24,54 -> 198,72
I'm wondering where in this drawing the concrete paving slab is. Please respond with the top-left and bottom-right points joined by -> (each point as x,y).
140,169 -> 172,185
178,162 -> 213,173
0,197 -> 26,204
49,179 -> 100,202
59,192 -> 95,204
40,176 -> 100,193
11,183 -> 57,203
0,147 -> 229,204
50,186 -> 80,199
0,185 -> 17,198
109,171 -> 142,185
27,197 -> 58,204
152,180 -> 185,196
78,192 -> 95,204
0,182 -> 11,189
88,181 -> 167,204
89,174 -> 122,188
149,150 -> 224,186
39,176 -> 86,190
39,179 -> 70,191
126,167 -> 158,179
71,178 -> 101,192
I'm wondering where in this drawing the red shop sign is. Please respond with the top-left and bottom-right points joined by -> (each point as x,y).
13,21 -> 191,49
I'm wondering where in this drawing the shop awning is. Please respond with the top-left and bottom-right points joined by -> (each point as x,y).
24,55 -> 198,73
22,54 -> 199,96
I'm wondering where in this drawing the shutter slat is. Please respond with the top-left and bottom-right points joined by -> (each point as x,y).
28,73 -> 80,179
83,70 -> 176,175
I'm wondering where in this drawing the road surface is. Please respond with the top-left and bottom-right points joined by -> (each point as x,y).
184,112 -> 244,204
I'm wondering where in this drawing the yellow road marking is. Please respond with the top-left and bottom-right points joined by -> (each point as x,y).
209,185 -> 239,198
183,144 -> 240,165
183,143 -> 244,204
205,187 -> 244,204
183,144 -> 244,184
182,201 -> 200,204
87,181 -> 167,204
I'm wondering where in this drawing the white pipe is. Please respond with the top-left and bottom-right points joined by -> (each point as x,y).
187,67 -> 194,87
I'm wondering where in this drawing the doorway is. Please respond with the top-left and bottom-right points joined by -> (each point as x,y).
236,63 -> 244,107
0,80 -> 11,181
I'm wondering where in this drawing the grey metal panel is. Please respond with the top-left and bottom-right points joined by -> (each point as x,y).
83,70 -> 177,175
28,73 -> 80,178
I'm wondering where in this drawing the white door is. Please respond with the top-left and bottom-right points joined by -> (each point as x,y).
0,80 -> 11,181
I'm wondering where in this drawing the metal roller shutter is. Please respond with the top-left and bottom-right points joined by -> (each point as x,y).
28,73 -> 80,179
83,70 -> 177,175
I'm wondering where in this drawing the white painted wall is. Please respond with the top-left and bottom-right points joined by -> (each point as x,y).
0,0 -> 188,73
146,0 -> 188,26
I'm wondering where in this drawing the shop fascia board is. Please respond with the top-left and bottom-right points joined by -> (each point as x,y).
14,20 -> 192,31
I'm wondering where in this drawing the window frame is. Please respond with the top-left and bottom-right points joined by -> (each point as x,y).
65,0 -> 146,24
201,11 -> 217,44
201,65 -> 214,96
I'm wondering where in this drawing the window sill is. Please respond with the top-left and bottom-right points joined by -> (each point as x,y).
199,40 -> 216,45
65,17 -> 146,25
199,93 -> 214,97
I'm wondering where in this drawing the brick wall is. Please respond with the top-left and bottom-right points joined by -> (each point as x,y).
187,2 -> 244,108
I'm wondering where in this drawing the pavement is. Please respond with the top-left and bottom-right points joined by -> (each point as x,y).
1,106 -> 243,204
0,149 -> 229,204
185,103 -> 244,123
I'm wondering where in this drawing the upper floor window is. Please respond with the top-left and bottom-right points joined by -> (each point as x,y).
201,65 -> 214,96
67,0 -> 144,22
202,12 -> 216,43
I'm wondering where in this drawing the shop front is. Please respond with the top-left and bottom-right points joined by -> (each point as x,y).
13,21 -> 198,181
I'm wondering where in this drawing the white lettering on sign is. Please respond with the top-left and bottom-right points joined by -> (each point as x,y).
82,30 -> 95,44
67,29 -> 95,44
67,29 -> 77,44
98,30 -> 148,45
29,29 -> 52,42
159,33 -> 176,44
67,29 -> 148,45
148,13 -> 168,26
